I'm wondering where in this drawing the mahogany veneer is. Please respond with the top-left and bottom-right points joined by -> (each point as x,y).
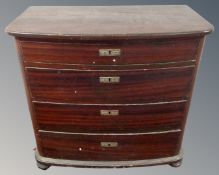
6,5 -> 213,169
39,131 -> 181,161
34,101 -> 186,133
18,38 -> 199,65
26,66 -> 194,104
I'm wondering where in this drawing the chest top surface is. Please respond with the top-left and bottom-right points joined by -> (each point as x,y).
5,5 -> 213,39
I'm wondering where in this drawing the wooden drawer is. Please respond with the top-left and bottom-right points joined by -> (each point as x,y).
34,101 -> 186,133
38,131 -> 181,161
18,37 -> 199,65
26,66 -> 194,104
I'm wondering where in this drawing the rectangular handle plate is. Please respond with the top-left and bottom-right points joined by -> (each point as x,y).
99,76 -> 120,83
99,49 -> 121,56
100,110 -> 119,116
101,142 -> 118,147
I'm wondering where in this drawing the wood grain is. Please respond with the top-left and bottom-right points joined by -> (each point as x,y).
26,66 -> 194,104
6,5 -> 213,168
18,37 -> 200,65
5,6 -> 213,39
34,101 -> 186,133
39,131 -> 181,161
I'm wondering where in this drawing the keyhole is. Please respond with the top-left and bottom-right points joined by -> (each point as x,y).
108,111 -> 111,115
108,78 -> 111,82
108,50 -> 111,55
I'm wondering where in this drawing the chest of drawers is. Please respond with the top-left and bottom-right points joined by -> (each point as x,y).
6,5 -> 213,169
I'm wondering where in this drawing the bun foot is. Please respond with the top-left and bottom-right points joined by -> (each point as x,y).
169,159 -> 182,167
37,161 -> 50,170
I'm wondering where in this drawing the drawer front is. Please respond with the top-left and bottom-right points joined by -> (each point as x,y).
19,37 -> 199,65
39,131 -> 181,161
26,66 -> 194,104
34,101 -> 186,133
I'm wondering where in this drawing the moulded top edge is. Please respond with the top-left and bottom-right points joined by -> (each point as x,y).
5,5 -> 214,39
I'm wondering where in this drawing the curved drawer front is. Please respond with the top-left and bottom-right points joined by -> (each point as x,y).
19,37 -> 199,65
26,66 -> 194,104
34,101 -> 186,133
38,131 -> 181,161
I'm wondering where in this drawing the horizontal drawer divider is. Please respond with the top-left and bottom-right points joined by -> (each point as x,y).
24,59 -> 196,67
38,129 -> 181,136
32,99 -> 187,106
25,65 -> 195,72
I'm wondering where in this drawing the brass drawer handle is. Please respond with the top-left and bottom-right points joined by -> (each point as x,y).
99,49 -> 121,56
100,110 -> 119,116
99,76 -> 120,83
101,142 -> 118,147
